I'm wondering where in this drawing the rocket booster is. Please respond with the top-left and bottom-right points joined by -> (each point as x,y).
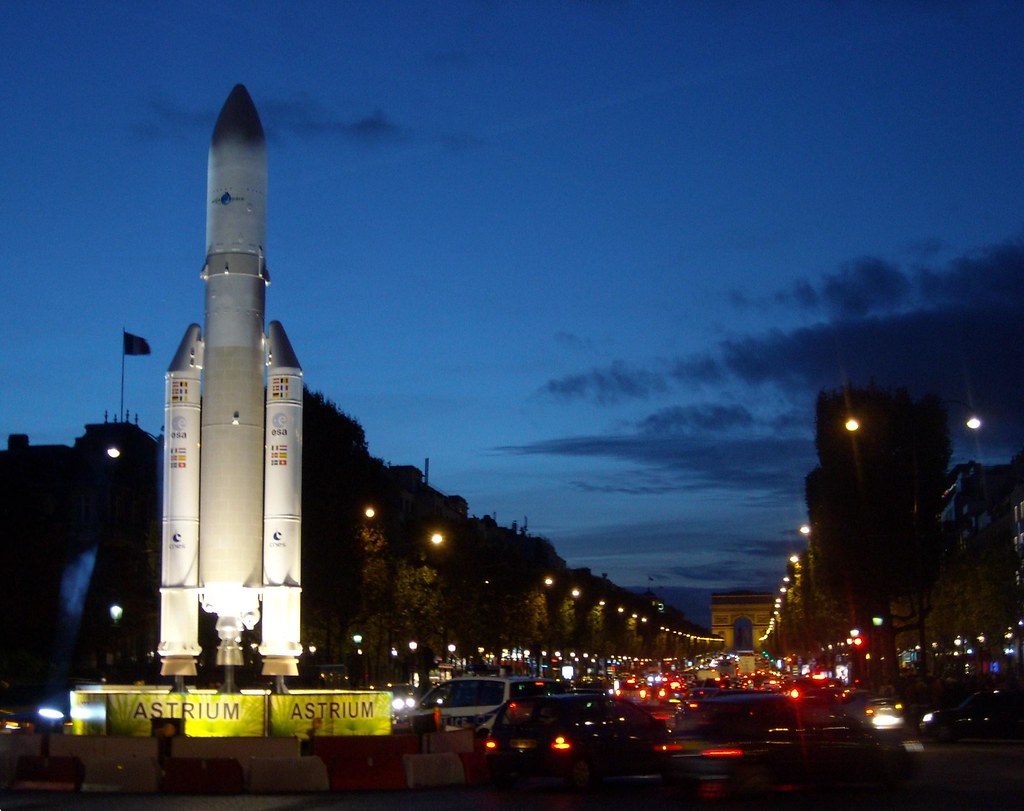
159,85 -> 303,680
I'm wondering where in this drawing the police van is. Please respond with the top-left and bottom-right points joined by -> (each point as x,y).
411,675 -> 565,732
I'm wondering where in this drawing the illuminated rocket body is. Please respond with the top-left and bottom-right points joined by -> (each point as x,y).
159,85 -> 302,681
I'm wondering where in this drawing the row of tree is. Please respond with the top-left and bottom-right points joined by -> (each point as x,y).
775,385 -> 1024,685
293,390 -> 719,687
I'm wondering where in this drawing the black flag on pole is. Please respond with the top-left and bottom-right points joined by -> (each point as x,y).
123,331 -> 152,356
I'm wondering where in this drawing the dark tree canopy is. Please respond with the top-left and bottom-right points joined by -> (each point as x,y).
805,385 -> 951,628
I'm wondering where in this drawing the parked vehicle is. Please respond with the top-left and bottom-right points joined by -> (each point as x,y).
920,691 -> 1024,741
411,675 -> 565,732
667,691 -> 920,798
484,692 -> 676,789
387,683 -> 421,732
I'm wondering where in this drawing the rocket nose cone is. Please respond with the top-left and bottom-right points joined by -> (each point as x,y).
212,84 -> 265,147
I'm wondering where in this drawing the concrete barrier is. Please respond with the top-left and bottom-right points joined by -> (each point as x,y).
402,752 -> 465,788
247,755 -> 329,793
422,728 -> 475,754
81,756 -> 161,792
313,734 -> 419,790
171,735 -> 298,784
459,740 -> 492,787
11,755 -> 84,791
161,757 -> 244,794
49,734 -> 159,760
0,734 -> 43,788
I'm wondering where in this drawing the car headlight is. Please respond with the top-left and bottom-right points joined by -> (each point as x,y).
392,698 -> 406,712
921,712 -> 934,724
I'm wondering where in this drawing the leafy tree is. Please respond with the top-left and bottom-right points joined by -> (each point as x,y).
928,538 -> 1023,668
778,548 -> 845,665
805,385 -> 950,681
301,389 -> 394,666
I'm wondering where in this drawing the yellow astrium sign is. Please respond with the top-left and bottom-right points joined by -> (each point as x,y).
70,689 -> 392,737
269,692 -> 392,737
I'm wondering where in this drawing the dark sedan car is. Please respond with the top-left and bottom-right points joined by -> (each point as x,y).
667,692 -> 920,799
920,690 -> 1024,741
484,693 -> 677,789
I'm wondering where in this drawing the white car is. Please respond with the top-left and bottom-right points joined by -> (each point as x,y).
412,675 -> 566,732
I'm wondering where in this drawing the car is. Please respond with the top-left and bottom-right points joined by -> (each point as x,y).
570,676 -> 612,695
387,683 -> 421,732
838,690 -> 905,730
484,692 -> 677,789
674,687 -> 762,733
613,674 -> 680,726
667,691 -> 920,799
411,675 -> 566,732
920,690 -> 1024,741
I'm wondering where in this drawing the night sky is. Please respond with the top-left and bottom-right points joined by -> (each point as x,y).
3,1 -> 1023,625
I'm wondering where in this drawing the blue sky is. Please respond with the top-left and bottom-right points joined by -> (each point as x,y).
3,1 -> 1023,625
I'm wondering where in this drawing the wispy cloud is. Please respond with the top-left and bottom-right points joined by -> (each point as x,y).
543,359 -> 669,404
135,91 -> 411,146
513,234 -> 1024,613
536,237 -> 1024,456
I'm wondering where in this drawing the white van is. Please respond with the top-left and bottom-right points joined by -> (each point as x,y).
411,675 -> 565,732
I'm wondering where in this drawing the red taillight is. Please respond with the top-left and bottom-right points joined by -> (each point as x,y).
655,742 -> 684,752
551,736 -> 572,751
702,748 -> 744,758
658,688 -> 668,699
484,739 -> 498,750
638,688 -> 648,699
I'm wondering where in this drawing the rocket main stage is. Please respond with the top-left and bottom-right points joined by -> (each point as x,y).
158,85 -> 303,686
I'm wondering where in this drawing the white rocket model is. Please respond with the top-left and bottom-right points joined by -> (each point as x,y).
158,84 -> 303,684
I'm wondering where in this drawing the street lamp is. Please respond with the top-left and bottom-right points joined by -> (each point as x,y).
846,402 -> 981,433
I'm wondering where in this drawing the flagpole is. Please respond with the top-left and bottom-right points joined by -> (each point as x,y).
120,329 -> 126,422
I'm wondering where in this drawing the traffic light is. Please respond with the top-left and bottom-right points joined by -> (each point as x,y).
851,636 -> 866,649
